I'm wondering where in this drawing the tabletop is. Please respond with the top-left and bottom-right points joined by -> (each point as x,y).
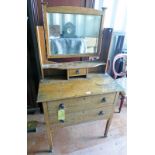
37,74 -> 123,103
42,61 -> 105,69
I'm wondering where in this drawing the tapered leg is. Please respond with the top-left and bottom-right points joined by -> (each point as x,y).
43,102 -> 53,152
104,92 -> 119,137
104,116 -> 113,137
119,95 -> 125,113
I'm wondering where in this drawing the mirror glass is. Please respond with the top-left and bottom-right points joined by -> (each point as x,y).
46,13 -> 101,56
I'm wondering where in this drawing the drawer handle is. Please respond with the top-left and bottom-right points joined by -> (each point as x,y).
101,97 -> 106,103
59,120 -> 64,123
76,69 -> 80,74
59,103 -> 64,108
98,111 -> 105,116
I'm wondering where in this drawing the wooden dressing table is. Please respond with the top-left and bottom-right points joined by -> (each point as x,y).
37,74 -> 123,152
36,4 -> 123,152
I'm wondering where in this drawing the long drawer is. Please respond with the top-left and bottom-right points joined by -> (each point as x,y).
49,106 -> 113,128
47,93 -> 116,115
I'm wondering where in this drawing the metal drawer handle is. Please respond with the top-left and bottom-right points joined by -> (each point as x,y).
98,111 -> 105,116
101,97 -> 106,102
76,69 -> 80,74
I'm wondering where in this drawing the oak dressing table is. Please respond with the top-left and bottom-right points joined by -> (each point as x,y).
36,4 -> 122,152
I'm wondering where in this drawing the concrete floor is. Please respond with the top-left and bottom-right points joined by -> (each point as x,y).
27,104 -> 127,155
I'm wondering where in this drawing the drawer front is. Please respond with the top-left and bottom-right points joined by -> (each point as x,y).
68,68 -> 87,77
48,93 -> 116,115
49,106 -> 113,128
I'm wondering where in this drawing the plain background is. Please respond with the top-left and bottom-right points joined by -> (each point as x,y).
0,0 -> 155,155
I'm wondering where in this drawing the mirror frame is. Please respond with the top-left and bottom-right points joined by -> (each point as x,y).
42,4 -> 106,59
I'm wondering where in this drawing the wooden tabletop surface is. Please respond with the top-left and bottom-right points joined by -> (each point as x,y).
42,61 -> 105,69
37,74 -> 123,103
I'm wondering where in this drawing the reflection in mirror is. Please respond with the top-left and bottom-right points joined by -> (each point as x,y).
46,13 -> 101,55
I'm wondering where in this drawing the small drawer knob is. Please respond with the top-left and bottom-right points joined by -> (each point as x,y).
59,120 -> 64,123
59,103 -> 64,109
98,111 -> 104,116
76,69 -> 80,74
101,97 -> 106,102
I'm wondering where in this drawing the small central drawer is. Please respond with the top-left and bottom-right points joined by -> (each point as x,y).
48,93 -> 116,115
68,68 -> 87,77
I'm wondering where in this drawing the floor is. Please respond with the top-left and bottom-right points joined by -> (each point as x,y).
27,104 -> 127,155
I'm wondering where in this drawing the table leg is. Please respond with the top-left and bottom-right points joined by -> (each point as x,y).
43,102 -> 53,152
119,95 -> 125,113
104,116 -> 113,137
104,92 -> 119,137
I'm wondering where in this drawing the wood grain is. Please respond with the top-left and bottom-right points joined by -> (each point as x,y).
97,8 -> 106,62
36,26 -> 57,78
27,106 -> 127,155
42,3 -> 51,58
104,92 -> 119,137
46,6 -> 105,15
47,53 -> 99,59
68,68 -> 87,77
42,61 -> 105,69
36,26 -> 45,78
49,106 -> 113,128
37,74 -> 123,102
36,26 -> 56,64
43,5 -> 106,59
42,102 -> 53,151
47,93 -> 115,114
36,75 -> 122,151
